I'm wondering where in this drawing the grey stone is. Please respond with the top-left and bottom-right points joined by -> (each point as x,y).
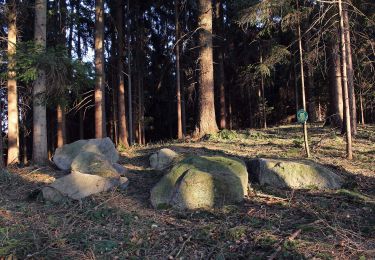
149,148 -> 179,170
42,172 -> 127,202
53,138 -> 119,171
71,151 -> 120,179
151,155 -> 248,210
112,163 -> 128,176
248,158 -> 343,189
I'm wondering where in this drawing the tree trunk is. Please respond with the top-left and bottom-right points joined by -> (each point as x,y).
56,0 -> 67,147
297,2 -> 311,158
94,0 -> 106,138
343,6 -> 357,135
127,0 -> 133,145
33,0 -> 48,165
215,0 -> 227,130
194,0 -> 219,137
338,0 -> 353,160
328,39 -> 344,127
0,101 -> 4,168
359,89 -> 365,126
56,105 -> 66,147
175,0 -> 183,139
116,0 -> 129,147
7,0 -> 19,165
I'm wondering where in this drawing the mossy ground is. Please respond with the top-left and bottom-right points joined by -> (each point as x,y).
0,124 -> 374,259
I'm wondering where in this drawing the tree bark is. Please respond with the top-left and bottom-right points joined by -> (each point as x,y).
328,38 -> 344,128
194,0 -> 219,137
343,6 -> 357,135
338,0 -> 353,160
94,0 -> 106,138
56,105 -> 66,147
116,0 -> 129,147
127,0 -> 133,145
175,0 -> 183,139
33,0 -> 48,165
215,0 -> 227,129
7,0 -> 19,165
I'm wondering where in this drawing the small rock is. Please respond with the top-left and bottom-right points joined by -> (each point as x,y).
149,148 -> 179,170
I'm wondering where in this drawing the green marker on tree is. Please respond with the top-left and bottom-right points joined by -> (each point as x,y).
297,109 -> 309,124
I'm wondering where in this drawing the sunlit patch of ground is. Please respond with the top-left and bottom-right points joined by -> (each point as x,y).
0,124 -> 374,259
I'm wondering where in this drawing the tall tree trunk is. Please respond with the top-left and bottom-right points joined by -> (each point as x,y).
127,0 -> 133,145
215,0 -> 227,129
0,101 -> 4,168
343,6 -> 357,135
328,39 -> 344,127
338,0 -> 353,160
94,0 -> 106,138
33,0 -> 48,165
194,0 -> 219,137
7,0 -> 19,165
56,0 -> 67,147
116,0 -> 129,147
175,0 -> 183,139
297,1 -> 311,158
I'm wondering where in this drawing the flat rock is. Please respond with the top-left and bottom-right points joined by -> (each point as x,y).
53,138 -> 119,171
151,155 -> 248,210
247,158 -> 343,189
42,172 -> 128,203
71,151 -> 120,179
149,148 -> 179,170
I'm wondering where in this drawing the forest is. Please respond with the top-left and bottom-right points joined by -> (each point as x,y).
0,0 -> 374,259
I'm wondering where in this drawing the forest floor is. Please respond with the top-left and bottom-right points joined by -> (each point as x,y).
0,124 -> 374,259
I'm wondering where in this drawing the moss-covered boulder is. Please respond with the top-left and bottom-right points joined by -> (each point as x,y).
150,155 -> 248,210
149,148 -> 179,170
248,158 -> 343,189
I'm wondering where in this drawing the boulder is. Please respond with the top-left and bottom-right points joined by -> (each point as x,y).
151,155 -> 248,210
248,158 -> 343,189
42,172 -> 129,203
71,152 -> 120,179
53,138 -> 119,171
149,148 -> 179,170
112,163 -> 128,176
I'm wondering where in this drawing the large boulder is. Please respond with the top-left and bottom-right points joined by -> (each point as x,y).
151,155 -> 248,210
53,138 -> 119,171
149,148 -> 179,170
248,158 -> 343,189
42,172 -> 129,203
71,152 -> 120,179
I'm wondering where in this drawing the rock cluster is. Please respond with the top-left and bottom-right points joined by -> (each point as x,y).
42,138 -> 128,202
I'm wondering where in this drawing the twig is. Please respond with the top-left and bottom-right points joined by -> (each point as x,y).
175,235 -> 192,258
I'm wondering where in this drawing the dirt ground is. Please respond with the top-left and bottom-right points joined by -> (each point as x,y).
0,124 -> 374,259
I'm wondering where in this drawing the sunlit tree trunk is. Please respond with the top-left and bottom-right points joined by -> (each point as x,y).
297,0 -> 311,158
33,0 -> 48,165
7,0 -> 19,165
215,0 -> 227,129
338,0 -> 353,159
116,0 -> 129,147
56,106 -> 66,147
194,0 -> 219,137
94,0 -> 106,138
56,0 -> 67,148
175,0 -> 183,139
343,6 -> 357,135
329,38 -> 344,128
359,89 -> 365,126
